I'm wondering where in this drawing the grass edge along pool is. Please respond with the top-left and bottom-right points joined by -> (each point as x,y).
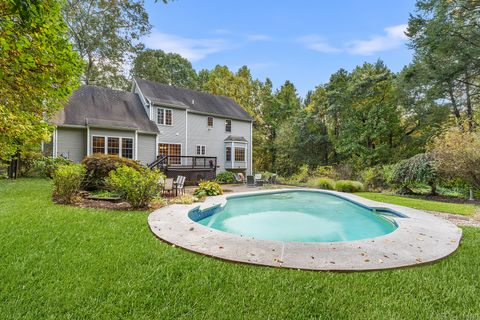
189,190 -> 401,243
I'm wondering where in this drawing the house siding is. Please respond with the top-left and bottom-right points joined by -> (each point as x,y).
187,112 -> 252,174
55,127 -> 87,162
155,107 -> 186,148
137,133 -> 157,164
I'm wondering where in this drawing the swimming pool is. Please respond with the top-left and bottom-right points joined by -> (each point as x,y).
189,190 -> 398,242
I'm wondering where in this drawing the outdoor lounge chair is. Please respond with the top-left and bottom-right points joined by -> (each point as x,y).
163,178 -> 174,196
234,173 -> 245,184
246,175 -> 255,187
175,175 -> 186,195
268,174 -> 278,184
238,172 -> 246,183
254,174 -> 264,186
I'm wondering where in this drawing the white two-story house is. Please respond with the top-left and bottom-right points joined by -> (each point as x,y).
49,78 -> 253,181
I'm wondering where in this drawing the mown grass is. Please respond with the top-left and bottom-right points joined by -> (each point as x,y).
357,192 -> 478,216
1,178 -> 479,319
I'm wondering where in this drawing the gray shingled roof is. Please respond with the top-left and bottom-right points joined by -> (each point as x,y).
52,85 -> 158,133
135,78 -> 253,121
224,135 -> 248,142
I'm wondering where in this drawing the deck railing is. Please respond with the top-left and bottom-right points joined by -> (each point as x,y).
148,155 -> 217,170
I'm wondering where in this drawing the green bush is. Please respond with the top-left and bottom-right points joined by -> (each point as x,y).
313,166 -> 335,179
33,156 -> 72,178
315,178 -> 335,190
52,164 -> 86,204
334,180 -> 364,193
106,166 -> 165,209
289,164 -> 310,183
193,181 -> 223,198
82,154 -> 142,190
169,195 -> 196,205
360,166 -> 390,191
215,171 -> 236,184
391,153 -> 438,195
19,151 -> 43,177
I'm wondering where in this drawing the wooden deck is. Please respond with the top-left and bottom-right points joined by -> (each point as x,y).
148,156 -> 217,184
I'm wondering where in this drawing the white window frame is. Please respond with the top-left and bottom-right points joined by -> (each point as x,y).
207,116 -> 214,127
234,145 -> 246,162
225,145 -> 232,162
156,107 -> 173,126
91,135 -> 135,159
196,144 -> 206,156
225,119 -> 232,132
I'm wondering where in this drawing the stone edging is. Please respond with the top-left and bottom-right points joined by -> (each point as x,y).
148,189 -> 462,271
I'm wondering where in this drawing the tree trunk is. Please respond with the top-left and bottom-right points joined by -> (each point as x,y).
429,182 -> 437,196
464,73 -> 476,131
447,85 -> 461,123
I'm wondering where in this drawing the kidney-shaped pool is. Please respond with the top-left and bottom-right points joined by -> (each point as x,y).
189,190 -> 398,242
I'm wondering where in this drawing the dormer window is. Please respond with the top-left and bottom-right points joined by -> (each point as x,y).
225,119 -> 232,132
157,107 -> 172,125
207,116 -> 214,127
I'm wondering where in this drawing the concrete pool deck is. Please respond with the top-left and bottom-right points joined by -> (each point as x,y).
148,189 -> 462,271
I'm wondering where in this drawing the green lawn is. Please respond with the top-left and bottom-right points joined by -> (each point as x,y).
356,192 -> 478,216
1,179 -> 480,319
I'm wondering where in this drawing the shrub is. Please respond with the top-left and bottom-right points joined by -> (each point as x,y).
19,151 -> 43,177
82,154 -> 141,190
289,164 -> 310,183
391,153 -> 438,195
52,164 -> 86,204
215,171 -> 236,184
360,166 -> 390,191
315,178 -> 335,190
334,180 -> 364,193
193,181 -> 223,198
33,156 -> 72,178
431,128 -> 480,189
313,166 -> 335,179
106,166 -> 165,209
169,195 -> 196,205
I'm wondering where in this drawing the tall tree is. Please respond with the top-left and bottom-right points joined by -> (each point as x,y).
131,49 -> 199,89
265,81 -> 302,171
407,0 -> 480,131
62,0 -> 151,90
328,61 -> 403,168
0,0 -> 82,163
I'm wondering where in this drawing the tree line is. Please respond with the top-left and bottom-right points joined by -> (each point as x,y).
1,0 -> 479,186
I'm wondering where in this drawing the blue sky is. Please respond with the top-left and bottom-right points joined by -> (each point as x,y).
143,0 -> 416,97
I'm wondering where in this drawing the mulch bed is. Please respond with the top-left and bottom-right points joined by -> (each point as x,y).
76,198 -> 135,210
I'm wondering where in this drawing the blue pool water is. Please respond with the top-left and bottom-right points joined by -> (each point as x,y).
191,191 -> 398,243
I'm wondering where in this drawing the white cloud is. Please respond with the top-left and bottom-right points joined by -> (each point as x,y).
212,29 -> 231,35
346,24 -> 408,55
297,35 -> 341,53
246,34 -> 271,41
144,30 -> 228,61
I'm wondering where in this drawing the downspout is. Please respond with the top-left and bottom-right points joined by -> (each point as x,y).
53,128 -> 57,158
250,121 -> 253,175
185,109 -> 188,157
86,125 -> 90,156
134,130 -> 138,160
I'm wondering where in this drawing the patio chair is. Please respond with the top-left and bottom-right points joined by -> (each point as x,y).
234,173 -> 245,184
246,175 -> 255,187
175,175 -> 186,196
238,172 -> 246,183
254,174 -> 264,187
268,174 -> 278,184
163,178 -> 174,196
